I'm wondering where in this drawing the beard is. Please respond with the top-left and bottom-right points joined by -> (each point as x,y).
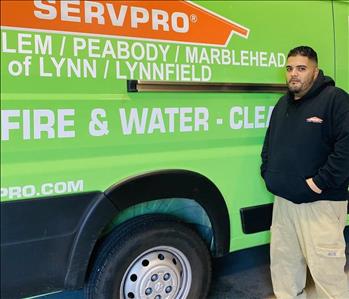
287,80 -> 303,94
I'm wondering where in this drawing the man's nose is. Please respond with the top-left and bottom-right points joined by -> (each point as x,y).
291,69 -> 299,76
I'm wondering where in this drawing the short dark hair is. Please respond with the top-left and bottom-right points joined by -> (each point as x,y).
287,46 -> 318,64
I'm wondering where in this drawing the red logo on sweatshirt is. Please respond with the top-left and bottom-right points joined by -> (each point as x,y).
306,117 -> 323,123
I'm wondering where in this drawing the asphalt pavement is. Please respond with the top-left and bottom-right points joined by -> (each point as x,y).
37,228 -> 349,299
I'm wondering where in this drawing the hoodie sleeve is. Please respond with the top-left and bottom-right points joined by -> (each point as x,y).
313,94 -> 349,190
260,101 -> 280,179
260,125 -> 270,179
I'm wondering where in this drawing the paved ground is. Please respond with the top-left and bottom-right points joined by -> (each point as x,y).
39,228 -> 349,299
209,228 -> 349,299
208,244 -> 275,299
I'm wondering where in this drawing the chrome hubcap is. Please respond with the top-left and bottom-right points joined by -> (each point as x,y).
120,246 -> 192,299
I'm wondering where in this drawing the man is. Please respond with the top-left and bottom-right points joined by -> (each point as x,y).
261,46 -> 349,298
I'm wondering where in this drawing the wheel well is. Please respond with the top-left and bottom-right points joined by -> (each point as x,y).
103,198 -> 214,251
65,170 -> 230,290
105,169 -> 230,257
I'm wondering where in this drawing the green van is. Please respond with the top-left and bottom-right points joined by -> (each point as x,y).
1,1 -> 348,298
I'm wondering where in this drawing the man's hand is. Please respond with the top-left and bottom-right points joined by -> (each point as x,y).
306,178 -> 322,194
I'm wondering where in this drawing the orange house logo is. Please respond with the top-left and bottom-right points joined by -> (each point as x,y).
1,0 -> 250,46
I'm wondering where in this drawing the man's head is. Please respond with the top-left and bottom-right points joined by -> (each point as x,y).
286,46 -> 319,100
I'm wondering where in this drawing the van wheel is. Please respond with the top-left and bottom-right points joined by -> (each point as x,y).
85,214 -> 212,299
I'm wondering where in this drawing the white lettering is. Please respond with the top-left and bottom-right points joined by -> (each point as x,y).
34,110 -> 55,139
172,12 -> 189,33
255,106 -> 266,128
61,0 -> 81,23
22,185 -> 36,197
1,109 -> 76,140
57,109 -> 75,138
119,107 -> 209,135
1,110 -> 20,141
107,4 -> 127,26
148,108 -> 166,134
33,1 -> 190,33
131,6 -> 149,28
1,180 -> 84,199
34,0 -> 57,20
119,108 -> 148,135
85,1 -> 105,24
152,9 -> 169,31
230,107 -> 243,129
230,106 -> 274,129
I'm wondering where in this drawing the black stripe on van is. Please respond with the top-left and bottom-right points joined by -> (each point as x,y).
240,203 -> 273,234
127,80 -> 287,93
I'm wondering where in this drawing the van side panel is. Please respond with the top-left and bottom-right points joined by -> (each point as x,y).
333,0 -> 349,91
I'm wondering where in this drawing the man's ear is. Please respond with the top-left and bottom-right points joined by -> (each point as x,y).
314,67 -> 319,79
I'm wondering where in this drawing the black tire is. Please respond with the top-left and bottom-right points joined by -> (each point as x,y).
85,214 -> 212,299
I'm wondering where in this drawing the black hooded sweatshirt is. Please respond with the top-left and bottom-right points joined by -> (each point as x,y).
261,70 -> 349,204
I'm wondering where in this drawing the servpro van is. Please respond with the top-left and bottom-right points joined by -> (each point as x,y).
1,1 -> 348,298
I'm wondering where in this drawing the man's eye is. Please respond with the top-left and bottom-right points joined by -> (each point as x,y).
286,67 -> 292,72
298,67 -> 306,71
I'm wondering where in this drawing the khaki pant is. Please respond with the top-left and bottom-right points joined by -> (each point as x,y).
270,196 -> 348,299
